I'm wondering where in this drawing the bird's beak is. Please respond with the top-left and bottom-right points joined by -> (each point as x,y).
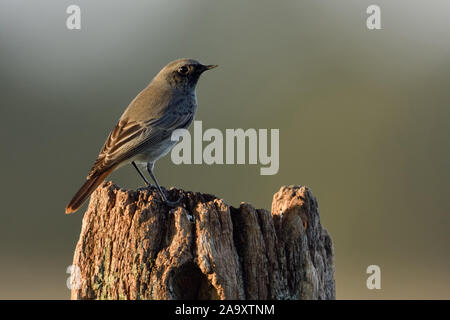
204,64 -> 218,71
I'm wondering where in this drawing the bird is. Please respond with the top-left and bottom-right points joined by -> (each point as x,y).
65,58 -> 217,214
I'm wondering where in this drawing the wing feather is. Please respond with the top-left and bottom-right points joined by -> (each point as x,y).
87,111 -> 193,178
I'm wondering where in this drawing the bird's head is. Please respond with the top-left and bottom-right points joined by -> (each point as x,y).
155,58 -> 217,92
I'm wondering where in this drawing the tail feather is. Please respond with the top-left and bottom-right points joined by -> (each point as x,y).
65,167 -> 115,214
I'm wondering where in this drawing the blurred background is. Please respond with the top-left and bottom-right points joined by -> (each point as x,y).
0,0 -> 449,299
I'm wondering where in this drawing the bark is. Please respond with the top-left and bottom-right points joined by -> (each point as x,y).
70,182 -> 335,300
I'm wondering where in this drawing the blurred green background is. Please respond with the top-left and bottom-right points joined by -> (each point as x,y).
1,0 -> 449,299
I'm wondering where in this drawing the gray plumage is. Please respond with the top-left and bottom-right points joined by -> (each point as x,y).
66,58 -> 217,213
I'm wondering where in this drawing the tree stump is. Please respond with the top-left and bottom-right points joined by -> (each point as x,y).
70,182 -> 335,300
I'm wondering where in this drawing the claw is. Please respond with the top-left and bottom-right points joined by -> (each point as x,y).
161,192 -> 183,207
164,197 -> 182,207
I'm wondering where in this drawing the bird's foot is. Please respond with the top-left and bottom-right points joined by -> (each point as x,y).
164,199 -> 180,207
157,189 -> 183,207
163,195 -> 182,207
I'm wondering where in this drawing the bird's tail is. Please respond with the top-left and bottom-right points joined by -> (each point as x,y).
65,166 -> 116,214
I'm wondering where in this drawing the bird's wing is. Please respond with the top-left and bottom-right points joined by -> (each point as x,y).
87,111 -> 193,178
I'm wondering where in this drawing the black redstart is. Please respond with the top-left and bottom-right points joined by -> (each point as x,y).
65,58 -> 217,214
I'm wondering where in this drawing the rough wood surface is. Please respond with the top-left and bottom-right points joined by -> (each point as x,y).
70,182 -> 335,300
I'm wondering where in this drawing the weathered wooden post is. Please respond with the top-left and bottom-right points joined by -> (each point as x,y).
70,182 -> 335,300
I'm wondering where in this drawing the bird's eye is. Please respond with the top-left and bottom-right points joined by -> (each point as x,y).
178,66 -> 189,75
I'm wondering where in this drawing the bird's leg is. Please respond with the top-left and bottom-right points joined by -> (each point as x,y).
132,161 -> 153,187
146,162 -> 181,207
